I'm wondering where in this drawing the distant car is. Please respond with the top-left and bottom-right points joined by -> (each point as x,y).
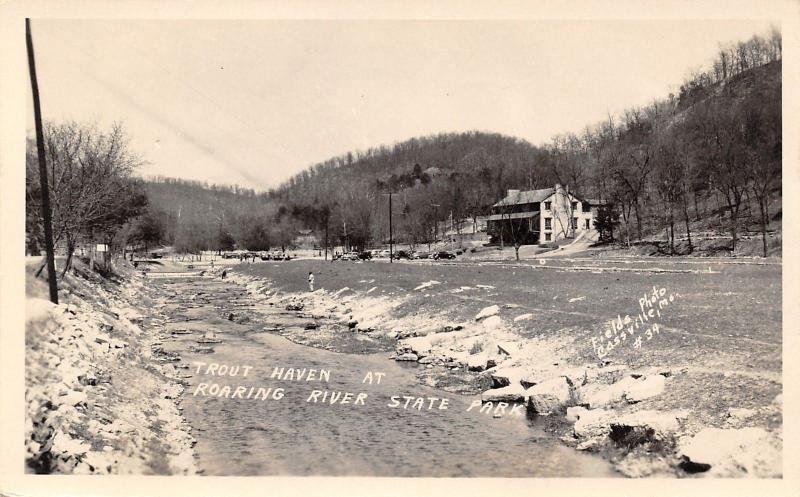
412,251 -> 430,260
358,251 -> 372,260
340,252 -> 359,261
378,249 -> 391,258
393,250 -> 412,260
433,251 -> 456,260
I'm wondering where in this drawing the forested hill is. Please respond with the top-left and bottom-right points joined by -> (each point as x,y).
270,131 -> 550,208
138,29 -> 781,256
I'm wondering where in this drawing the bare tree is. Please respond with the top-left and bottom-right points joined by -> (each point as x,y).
26,121 -> 146,274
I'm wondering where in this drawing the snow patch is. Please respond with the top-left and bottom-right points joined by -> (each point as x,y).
413,280 -> 441,291
475,305 -> 499,321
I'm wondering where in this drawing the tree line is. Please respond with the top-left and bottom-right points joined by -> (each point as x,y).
26,122 -> 148,272
270,29 -> 781,256
27,29 -> 781,259
539,29 -> 781,255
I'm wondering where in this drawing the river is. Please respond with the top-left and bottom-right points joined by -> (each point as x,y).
149,274 -> 616,477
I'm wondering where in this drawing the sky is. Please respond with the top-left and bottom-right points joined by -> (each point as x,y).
27,19 -> 776,191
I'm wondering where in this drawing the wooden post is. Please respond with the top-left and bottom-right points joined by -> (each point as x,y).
26,19 -> 58,304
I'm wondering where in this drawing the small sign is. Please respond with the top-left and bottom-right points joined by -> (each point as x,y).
96,244 -> 109,252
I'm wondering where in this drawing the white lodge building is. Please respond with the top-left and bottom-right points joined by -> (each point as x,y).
487,184 -> 599,245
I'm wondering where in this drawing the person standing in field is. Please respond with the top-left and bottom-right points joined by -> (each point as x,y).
308,271 -> 315,292
222,269 -> 227,280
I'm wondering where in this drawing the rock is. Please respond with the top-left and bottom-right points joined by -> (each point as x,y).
519,373 -> 538,390
566,406 -> 589,423
630,366 -> 673,379
78,373 -> 98,386
678,427 -> 782,477
726,408 -> 757,425
467,352 -> 497,371
387,331 -> 398,339
613,410 -> 687,439
467,353 -> 490,371
304,322 -> 319,330
490,366 -> 525,388
513,313 -> 533,322
51,431 -> 90,456
481,384 -> 526,403
57,390 -> 88,407
588,364 -> 629,384
481,315 -> 503,331
572,408 -> 685,446
347,319 -> 358,329
576,376 -> 638,408
475,305 -> 500,321
395,352 -> 419,362
573,408 -> 615,438
418,356 -> 433,364
575,436 -> 606,452
623,374 -> 666,403
286,303 -> 304,311
525,376 -> 571,415
441,324 -> 464,331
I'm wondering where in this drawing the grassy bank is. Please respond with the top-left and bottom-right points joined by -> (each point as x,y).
231,256 -> 782,477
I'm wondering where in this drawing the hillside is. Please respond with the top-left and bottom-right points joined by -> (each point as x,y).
136,34 -> 780,258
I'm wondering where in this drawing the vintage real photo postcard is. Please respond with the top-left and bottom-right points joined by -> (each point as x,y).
1,1 -> 798,496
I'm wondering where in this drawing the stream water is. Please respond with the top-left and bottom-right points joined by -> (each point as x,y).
150,275 -> 616,477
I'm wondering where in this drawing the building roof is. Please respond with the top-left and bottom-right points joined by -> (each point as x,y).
487,211 -> 541,222
492,188 -> 554,207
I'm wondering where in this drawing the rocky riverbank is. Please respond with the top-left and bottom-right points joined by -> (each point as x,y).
225,265 -> 782,478
25,260 -> 196,474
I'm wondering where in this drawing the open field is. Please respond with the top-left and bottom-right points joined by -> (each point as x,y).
236,258 -> 780,367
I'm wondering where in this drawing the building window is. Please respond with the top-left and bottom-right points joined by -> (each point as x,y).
585,218 -> 591,229
544,201 -> 551,211
545,233 -> 551,241
571,201 -> 578,211
572,217 -> 578,230
544,217 -> 551,229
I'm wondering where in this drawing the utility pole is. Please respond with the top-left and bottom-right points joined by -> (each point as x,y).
26,18 -> 58,304
431,203 -> 440,245
388,192 -> 393,263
